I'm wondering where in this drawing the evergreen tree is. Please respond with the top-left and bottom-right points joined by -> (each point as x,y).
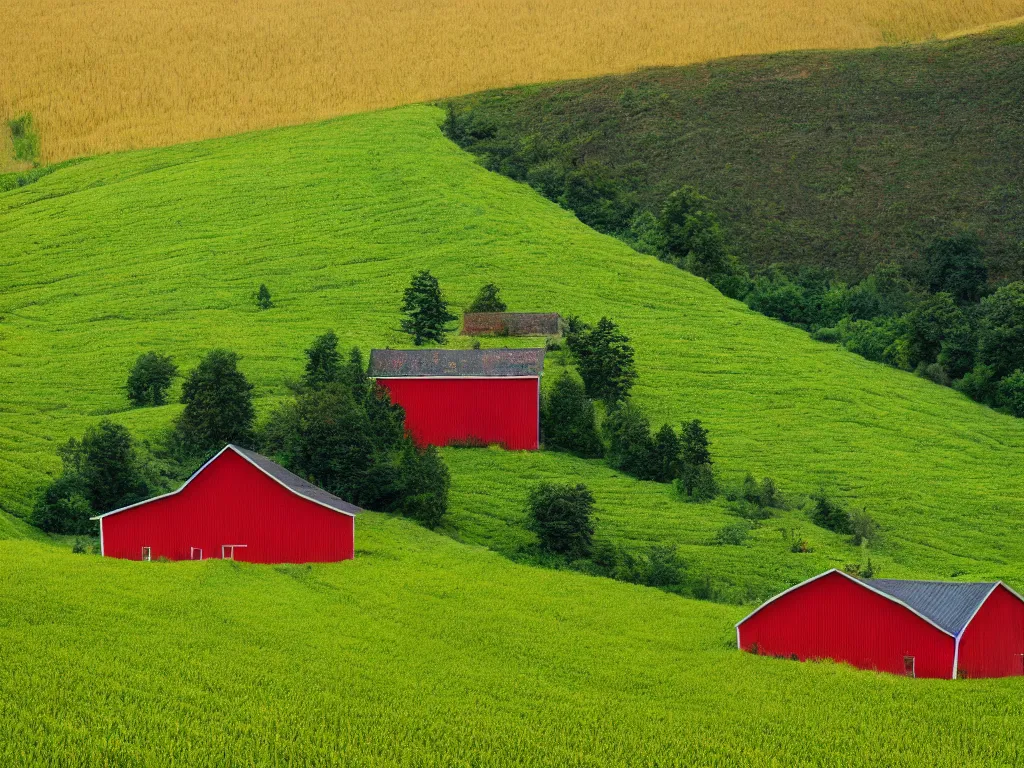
303,331 -> 342,391
527,482 -> 595,559
126,351 -> 178,407
603,403 -> 656,480
175,350 -> 255,453
564,316 -> 638,405
468,283 -> 507,313
400,270 -> 457,345
810,490 -> 853,534
541,373 -> 603,458
651,424 -> 682,483
394,442 -> 450,528
679,419 -> 712,497
255,284 -> 273,310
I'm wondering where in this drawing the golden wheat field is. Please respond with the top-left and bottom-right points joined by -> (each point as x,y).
2,0 -> 1024,164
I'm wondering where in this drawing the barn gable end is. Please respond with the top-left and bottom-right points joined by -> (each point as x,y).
93,446 -> 359,564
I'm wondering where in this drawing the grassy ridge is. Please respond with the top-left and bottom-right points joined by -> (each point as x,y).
2,106 -> 1024,599
2,514 -> 1024,766
446,26 -> 1024,280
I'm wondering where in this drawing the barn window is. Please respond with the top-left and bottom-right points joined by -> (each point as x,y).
221,545 -> 247,560
191,547 -> 203,561
903,656 -> 915,678
141,547 -> 151,562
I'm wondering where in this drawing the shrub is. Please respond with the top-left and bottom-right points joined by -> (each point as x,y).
659,186 -> 737,281
564,316 -> 638,405
688,464 -> 718,502
175,349 -> 255,454
997,369 -> 1024,417
924,233 -> 988,305
541,372 -> 603,458
254,284 -> 273,310
758,477 -> 780,509
850,508 -> 880,547
126,351 -> 178,407
526,482 -> 596,559
8,114 -> 39,163
644,544 -> 685,588
977,282 -> 1024,380
713,522 -> 750,546
72,538 -> 87,554
400,270 -> 457,345
467,283 -> 507,313
810,490 -> 852,534
955,363 -> 999,406
811,326 -> 841,344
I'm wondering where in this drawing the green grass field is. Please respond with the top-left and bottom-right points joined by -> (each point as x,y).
3,513 -> 1024,766
446,26 -> 1024,281
2,104 -> 1024,599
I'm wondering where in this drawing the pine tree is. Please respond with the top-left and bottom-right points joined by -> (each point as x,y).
651,424 -> 681,483
541,373 -> 603,458
603,402 -> 656,480
255,284 -> 273,310
175,350 -> 255,453
395,442 -> 450,529
303,331 -> 342,390
564,316 -> 638,405
400,270 -> 457,345
679,419 -> 712,497
468,283 -> 507,313
526,482 -> 595,559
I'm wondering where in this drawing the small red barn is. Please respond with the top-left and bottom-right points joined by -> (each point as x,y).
736,569 -> 1024,679
92,445 -> 360,564
369,348 -> 544,450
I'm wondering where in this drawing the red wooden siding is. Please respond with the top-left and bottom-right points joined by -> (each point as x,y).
738,572 -> 955,678
377,377 -> 540,450
958,585 -> 1024,678
101,450 -> 354,564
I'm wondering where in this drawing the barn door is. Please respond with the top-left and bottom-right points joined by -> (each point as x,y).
903,656 -> 916,678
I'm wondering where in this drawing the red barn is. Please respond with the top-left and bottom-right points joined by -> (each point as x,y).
736,569 -> 1024,679
92,445 -> 360,564
369,348 -> 544,450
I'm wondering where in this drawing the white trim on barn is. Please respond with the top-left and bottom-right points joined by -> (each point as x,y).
90,445 -> 357,523
735,569 -> 957,640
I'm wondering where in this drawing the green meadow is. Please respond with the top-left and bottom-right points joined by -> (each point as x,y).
2,513 -> 1024,766
3,105 -> 1023,596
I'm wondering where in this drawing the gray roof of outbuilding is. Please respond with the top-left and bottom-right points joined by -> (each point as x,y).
867,579 -> 998,635
232,446 -> 363,515
368,348 -> 545,378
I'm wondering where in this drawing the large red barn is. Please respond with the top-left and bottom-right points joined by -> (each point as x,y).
369,348 -> 544,450
93,445 -> 360,563
737,569 -> 1024,679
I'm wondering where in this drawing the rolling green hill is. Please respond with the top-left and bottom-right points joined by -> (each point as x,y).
2,105 -> 1024,601
3,514 -> 1024,766
445,26 -> 1024,281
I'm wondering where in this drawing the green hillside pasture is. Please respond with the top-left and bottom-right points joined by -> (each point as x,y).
1,106 -> 1023,596
2,515 -> 1023,766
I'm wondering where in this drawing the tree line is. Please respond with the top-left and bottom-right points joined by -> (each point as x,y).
442,105 -> 1024,419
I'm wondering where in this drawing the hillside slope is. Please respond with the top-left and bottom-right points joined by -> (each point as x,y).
5,515 -> 1024,765
2,106 -> 1024,598
4,0 -> 1024,163
446,26 -> 1024,280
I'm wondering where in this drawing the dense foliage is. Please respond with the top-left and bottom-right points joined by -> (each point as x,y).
541,373 -> 603,458
564,316 -> 637,405
125,351 -> 178,407
32,420 -> 151,533
526,482 -> 595,559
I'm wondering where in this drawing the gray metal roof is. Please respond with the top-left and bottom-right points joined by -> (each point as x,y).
232,446 -> 362,516
867,579 -> 997,635
368,348 -> 545,378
